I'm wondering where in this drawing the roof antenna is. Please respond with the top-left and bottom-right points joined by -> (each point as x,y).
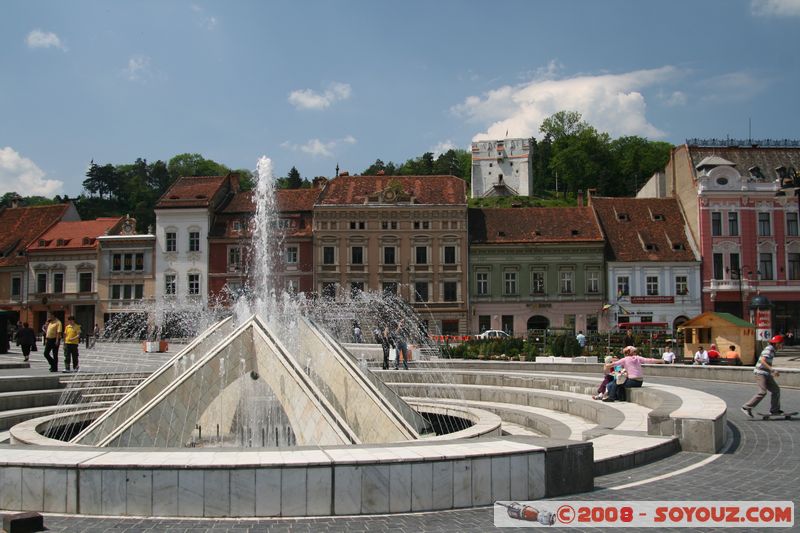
748,117 -> 752,144
335,163 -> 340,177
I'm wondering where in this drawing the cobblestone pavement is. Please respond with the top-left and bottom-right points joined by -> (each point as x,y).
24,376 -> 795,532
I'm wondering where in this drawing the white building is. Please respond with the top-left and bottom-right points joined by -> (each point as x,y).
154,175 -> 238,335
471,138 -> 532,198
590,196 -> 702,332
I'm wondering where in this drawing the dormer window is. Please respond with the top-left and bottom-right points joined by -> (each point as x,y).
715,177 -> 729,186
652,213 -> 665,221
56,238 -> 65,246
617,213 -> 630,221
571,230 -> 579,236
672,243 -> 686,251
39,239 -> 47,247
82,237 -> 91,245
644,243 -> 658,251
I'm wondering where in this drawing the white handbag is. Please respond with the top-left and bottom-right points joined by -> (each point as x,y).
389,348 -> 397,361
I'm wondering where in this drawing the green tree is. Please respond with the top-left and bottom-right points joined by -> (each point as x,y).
549,127 -> 613,197
539,110 -> 589,141
167,153 -> 229,179
610,137 -> 672,196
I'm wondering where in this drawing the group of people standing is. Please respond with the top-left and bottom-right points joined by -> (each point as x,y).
12,312 -> 82,373
373,319 -> 410,370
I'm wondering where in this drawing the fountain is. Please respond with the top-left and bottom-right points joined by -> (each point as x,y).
0,157 -> 594,517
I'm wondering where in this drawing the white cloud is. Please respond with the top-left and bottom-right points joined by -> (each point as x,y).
751,0 -> 800,16
452,66 -> 681,141
430,140 -> 457,157
281,135 -> 357,157
288,82 -> 352,110
0,147 -> 63,196
664,91 -> 688,107
699,71 -> 769,103
122,55 -> 152,82
191,4 -> 218,29
26,29 -> 67,51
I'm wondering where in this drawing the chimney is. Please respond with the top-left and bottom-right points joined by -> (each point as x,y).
586,188 -> 597,205
340,171 -> 350,177
577,189 -> 584,207
11,197 -> 20,209
312,176 -> 328,189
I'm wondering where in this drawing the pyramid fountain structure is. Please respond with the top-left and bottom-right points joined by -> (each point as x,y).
72,314 -> 430,448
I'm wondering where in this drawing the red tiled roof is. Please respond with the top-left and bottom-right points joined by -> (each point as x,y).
317,175 -> 467,205
27,218 -> 123,252
0,204 -> 71,267
469,207 -> 604,244
221,189 -> 320,214
156,176 -> 229,208
590,197 -> 697,262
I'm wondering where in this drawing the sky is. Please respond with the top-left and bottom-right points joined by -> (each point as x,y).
1,0 -> 799,198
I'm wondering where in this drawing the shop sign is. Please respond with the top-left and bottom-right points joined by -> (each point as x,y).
630,296 -> 674,304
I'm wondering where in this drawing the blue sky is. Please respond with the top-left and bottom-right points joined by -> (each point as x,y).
2,0 -> 799,197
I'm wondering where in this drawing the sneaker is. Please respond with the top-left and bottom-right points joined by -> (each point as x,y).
770,410 -> 784,416
741,406 -> 753,418
73,367 -> 79,372
602,396 -> 615,402
62,369 -> 71,373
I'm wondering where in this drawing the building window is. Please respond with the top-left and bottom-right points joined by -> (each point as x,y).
616,276 -> 629,297
759,253 -> 774,280
788,213 -> 799,237
413,221 -> 430,230
728,212 -> 739,236
560,271 -> 574,294
789,253 -> 800,280
165,274 -> 176,295
711,212 -> 722,236
165,232 -> 176,252
476,272 -> 488,295
713,253 -> 724,280
730,253 -> 740,278
228,247 -> 241,270
188,231 -> 200,252
586,271 -> 600,294
232,220 -> 242,232
788,253 -> 800,280
381,221 -> 397,230
79,272 -> 93,293
112,254 -> 122,271
383,246 -> 396,265
188,273 -> 200,295
322,282 -> 337,299
414,282 -> 428,302
124,253 -> 133,271
676,275 -> 689,295
758,212 -> 771,236
323,246 -> 335,265
350,282 -> 364,297
285,246 -> 298,264
53,272 -> 64,294
443,246 -> 456,264
415,246 -> 427,264
11,276 -> 21,298
443,281 -> 457,302
382,282 -> 397,296
349,221 -> 365,230
504,271 -> 517,295
351,246 -> 364,265
478,315 -> 491,333
646,275 -> 659,296
286,279 -> 298,294
586,315 -> 598,332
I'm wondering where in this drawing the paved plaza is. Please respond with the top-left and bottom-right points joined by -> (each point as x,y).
1,345 -> 798,532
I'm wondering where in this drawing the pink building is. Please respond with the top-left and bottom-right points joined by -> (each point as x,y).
640,140 -> 800,334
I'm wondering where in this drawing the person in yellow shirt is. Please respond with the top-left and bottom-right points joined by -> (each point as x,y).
63,315 -> 81,373
43,313 -> 63,372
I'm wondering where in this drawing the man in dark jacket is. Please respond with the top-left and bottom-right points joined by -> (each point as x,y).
16,322 -> 37,362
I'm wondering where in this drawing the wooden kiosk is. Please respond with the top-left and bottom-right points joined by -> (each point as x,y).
677,312 -> 756,365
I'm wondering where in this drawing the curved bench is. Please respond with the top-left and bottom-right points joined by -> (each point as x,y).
382,369 -> 726,454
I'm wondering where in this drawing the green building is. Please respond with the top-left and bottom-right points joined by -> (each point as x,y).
468,207 -> 607,335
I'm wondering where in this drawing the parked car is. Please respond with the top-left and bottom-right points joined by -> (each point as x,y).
477,329 -> 510,340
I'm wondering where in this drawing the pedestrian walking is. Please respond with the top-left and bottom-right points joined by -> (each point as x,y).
741,335 -> 784,418
16,322 -> 36,362
43,313 -> 62,372
392,319 -> 409,370
353,322 -> 363,343
63,315 -> 81,373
